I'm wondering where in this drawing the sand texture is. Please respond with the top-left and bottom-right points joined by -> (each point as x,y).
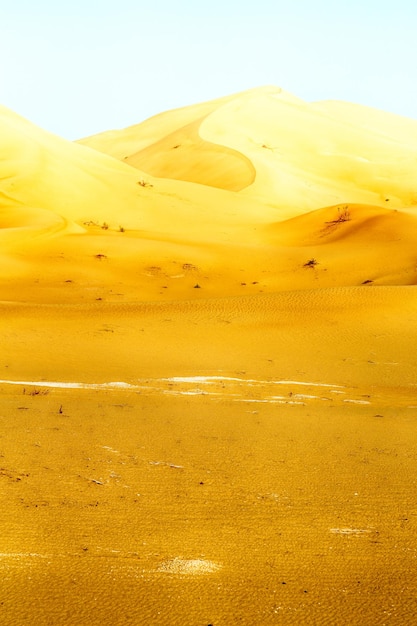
1,86 -> 417,624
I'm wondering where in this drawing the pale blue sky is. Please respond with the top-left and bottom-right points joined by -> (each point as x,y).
1,0 -> 416,139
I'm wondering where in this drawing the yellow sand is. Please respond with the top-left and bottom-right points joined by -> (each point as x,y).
1,87 -> 417,624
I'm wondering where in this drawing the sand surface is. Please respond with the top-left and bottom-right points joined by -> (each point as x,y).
1,87 -> 417,624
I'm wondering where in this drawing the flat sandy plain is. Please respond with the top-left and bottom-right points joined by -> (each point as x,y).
1,86 -> 417,624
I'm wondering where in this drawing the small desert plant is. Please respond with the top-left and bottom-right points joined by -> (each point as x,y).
304,258 -> 318,268
326,206 -> 351,225
24,388 -> 49,396
119,225 -> 125,233
101,222 -> 109,230
337,205 -> 351,222
137,179 -> 153,188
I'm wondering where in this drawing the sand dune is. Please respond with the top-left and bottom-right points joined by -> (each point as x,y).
79,85 -> 417,216
1,87 -> 417,625
117,116 -> 256,191
2,92 -> 417,302
80,89 -> 257,191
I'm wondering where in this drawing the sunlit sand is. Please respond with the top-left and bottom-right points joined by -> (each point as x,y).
1,86 -> 417,624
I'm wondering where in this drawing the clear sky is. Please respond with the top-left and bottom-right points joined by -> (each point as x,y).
1,0 -> 417,139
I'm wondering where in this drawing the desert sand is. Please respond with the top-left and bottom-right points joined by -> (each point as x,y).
1,86 -> 417,625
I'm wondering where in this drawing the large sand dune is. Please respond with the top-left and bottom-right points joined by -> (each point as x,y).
1,87 -> 417,624
80,85 -> 417,214
2,89 -> 417,303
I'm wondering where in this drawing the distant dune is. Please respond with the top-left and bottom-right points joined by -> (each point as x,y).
1,87 -> 417,302
80,85 -> 417,215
